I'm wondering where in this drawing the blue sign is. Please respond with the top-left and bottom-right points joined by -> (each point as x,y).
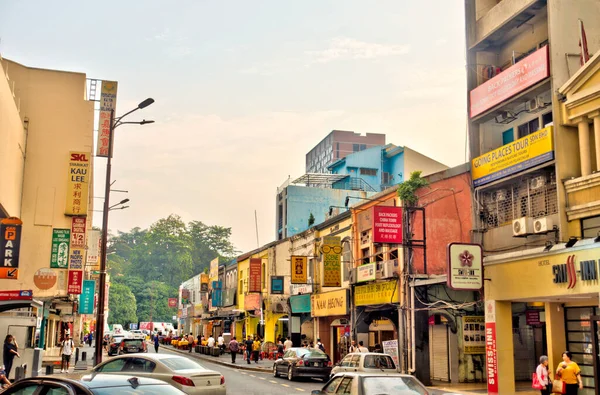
129,323 -> 138,330
212,281 -> 222,307
290,294 -> 311,313
271,276 -> 284,294
79,280 -> 95,314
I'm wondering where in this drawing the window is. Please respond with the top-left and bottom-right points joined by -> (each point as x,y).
340,355 -> 354,367
8,384 -> 40,395
582,216 -> 600,238
336,143 -> 340,159
361,248 -> 370,264
502,128 -> 514,145
518,118 -> 540,139
323,377 -> 343,393
542,112 -> 553,127
362,376 -> 428,395
96,358 -> 128,373
364,355 -> 396,369
353,144 -> 360,152
359,168 -> 377,176
160,356 -> 203,371
342,239 -> 352,282
350,355 -> 361,367
336,377 -> 354,394
123,358 -> 156,373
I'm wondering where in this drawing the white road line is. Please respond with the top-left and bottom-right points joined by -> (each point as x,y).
295,389 -> 305,392
259,377 -> 266,380
249,374 -> 256,377
269,380 -> 277,384
281,384 -> 290,387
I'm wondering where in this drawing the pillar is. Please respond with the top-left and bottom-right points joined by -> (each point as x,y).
593,115 -> 600,172
495,301 -> 515,394
545,302 -> 566,376
578,119 -> 592,176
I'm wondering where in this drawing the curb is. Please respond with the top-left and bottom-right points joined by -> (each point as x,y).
160,345 -> 273,373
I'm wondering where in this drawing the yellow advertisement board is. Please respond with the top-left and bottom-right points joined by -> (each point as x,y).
209,257 -> 219,283
291,256 -> 307,284
65,151 -> 91,216
354,280 -> 399,306
311,289 -> 348,317
321,236 -> 341,287
472,126 -> 554,187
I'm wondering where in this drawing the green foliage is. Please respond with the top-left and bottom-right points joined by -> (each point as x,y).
108,282 -> 138,326
308,213 -> 315,226
397,171 -> 429,206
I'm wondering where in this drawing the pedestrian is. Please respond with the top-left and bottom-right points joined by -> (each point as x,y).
207,335 -> 215,348
316,338 -> 325,353
59,333 -> 74,373
374,344 -> 382,353
154,334 -> 160,353
556,351 -> 583,395
217,333 -> 225,355
357,341 -> 369,353
536,355 -> 550,395
197,334 -> 202,347
188,333 -> 194,353
103,334 -> 109,352
228,336 -> 239,364
87,332 -> 93,347
349,340 -> 358,353
284,336 -> 293,351
277,340 -> 284,358
2,335 -> 19,379
252,336 -> 261,363
244,335 -> 254,365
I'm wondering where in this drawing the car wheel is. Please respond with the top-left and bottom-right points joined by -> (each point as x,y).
287,366 -> 294,381
273,365 -> 278,377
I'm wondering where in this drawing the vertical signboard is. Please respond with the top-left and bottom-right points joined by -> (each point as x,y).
65,151 -> 91,216
68,270 -> 83,294
447,243 -> 483,290
321,236 -> 341,287
463,316 -> 485,354
200,273 -> 209,293
96,81 -> 118,157
249,258 -> 262,293
0,218 -> 22,279
79,280 -> 96,314
70,217 -> 86,247
372,206 -> 403,244
485,300 -> 498,394
50,229 -> 70,268
291,256 -> 307,284
69,247 -> 85,270
86,229 -> 100,267
212,281 -> 222,307
209,258 -> 219,283
271,276 -> 284,294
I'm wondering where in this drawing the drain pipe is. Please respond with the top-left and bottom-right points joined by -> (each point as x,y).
409,284 -> 416,374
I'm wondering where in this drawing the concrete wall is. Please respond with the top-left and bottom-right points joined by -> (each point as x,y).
0,61 -> 26,217
330,145 -> 384,189
403,147 -> 449,180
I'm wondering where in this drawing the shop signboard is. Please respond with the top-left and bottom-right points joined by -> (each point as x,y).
34,268 -> 57,290
50,229 -> 70,268
447,243 -> 483,290
354,280 -> 399,306
96,81 -> 118,157
65,151 -> 91,216
472,126 -> 554,187
200,273 -> 209,292
211,281 -> 222,307
244,293 -> 261,311
356,263 -> 376,283
86,229 -> 100,266
0,290 -> 32,301
67,270 -> 83,294
321,236 -> 341,287
470,45 -> 549,118
291,256 -> 307,284
382,340 -> 399,368
485,300 -> 498,394
181,289 -> 190,305
79,280 -> 95,314
222,289 -> 236,307
0,218 -> 22,279
69,247 -> 85,270
209,258 -> 219,283
70,217 -> 86,247
290,283 -> 313,296
168,298 -> 177,308
249,258 -> 262,293
463,316 -> 485,354
271,276 -> 284,294
311,289 -> 349,317
290,294 -> 311,314
372,206 -> 403,244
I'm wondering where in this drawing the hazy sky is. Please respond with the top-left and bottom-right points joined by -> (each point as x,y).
0,1 -> 467,253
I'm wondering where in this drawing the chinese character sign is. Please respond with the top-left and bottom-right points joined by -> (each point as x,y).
291,256 -> 307,284
68,270 -> 83,294
321,236 -> 341,287
79,280 -> 95,314
50,229 -> 70,268
372,206 -> 403,244
65,152 -> 91,216
249,258 -> 262,293
70,217 -> 86,247
96,81 -> 118,157
86,229 -> 100,266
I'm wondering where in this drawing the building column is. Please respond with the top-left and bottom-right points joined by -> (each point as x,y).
495,301 -> 515,394
593,115 -> 600,172
578,119 -> 592,176
545,302 -> 566,377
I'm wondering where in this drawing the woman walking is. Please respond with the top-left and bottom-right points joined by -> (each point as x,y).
556,351 -> 583,395
3,335 -> 19,380
536,355 -> 550,395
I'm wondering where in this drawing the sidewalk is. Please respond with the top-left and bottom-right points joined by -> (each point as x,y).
427,381 -> 540,395
161,344 -> 272,373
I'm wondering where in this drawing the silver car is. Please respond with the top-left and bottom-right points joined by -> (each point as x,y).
330,353 -> 397,377
312,373 -> 429,395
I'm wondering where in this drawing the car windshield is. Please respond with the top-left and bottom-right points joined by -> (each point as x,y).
91,385 -> 184,395
296,349 -> 327,358
160,357 -> 204,371
112,337 -> 124,342
362,377 -> 427,395
363,355 -> 396,369
124,340 -> 142,346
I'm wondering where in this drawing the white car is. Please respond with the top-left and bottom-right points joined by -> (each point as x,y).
85,353 -> 225,394
330,353 -> 397,377
129,329 -> 145,339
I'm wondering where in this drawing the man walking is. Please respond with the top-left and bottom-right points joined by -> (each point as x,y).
87,332 -> 93,347
188,333 -> 195,353
154,334 -> 160,353
217,333 -> 225,355
228,336 -> 239,364
349,340 -> 358,353
244,335 -> 254,364
284,336 -> 293,351
60,333 -> 74,373
357,341 -> 369,353
252,336 -> 261,363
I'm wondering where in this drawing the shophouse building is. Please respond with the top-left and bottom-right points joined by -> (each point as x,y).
465,1 -> 600,393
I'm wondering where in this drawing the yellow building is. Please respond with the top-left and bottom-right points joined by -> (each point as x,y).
0,57 -> 95,365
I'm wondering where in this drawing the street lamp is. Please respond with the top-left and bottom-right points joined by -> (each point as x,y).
95,98 -> 154,365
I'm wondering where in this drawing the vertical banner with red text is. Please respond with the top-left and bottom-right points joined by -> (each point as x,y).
485,300 -> 498,394
96,81 -> 118,157
68,270 -> 83,294
249,258 -> 262,293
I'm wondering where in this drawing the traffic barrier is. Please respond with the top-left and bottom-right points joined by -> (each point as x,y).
45,365 -> 53,375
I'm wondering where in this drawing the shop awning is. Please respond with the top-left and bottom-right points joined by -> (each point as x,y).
0,298 -> 43,314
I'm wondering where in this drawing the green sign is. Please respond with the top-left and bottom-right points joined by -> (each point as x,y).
79,280 -> 95,314
50,229 -> 70,268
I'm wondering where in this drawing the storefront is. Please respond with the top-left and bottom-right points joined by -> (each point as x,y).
242,293 -> 263,340
290,294 -> 312,347
484,242 -> 600,395
354,280 -> 400,352
311,289 -> 350,363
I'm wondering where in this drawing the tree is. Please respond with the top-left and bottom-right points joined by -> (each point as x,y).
188,221 -> 238,275
108,282 -> 138,326
397,171 -> 429,206
134,281 -> 178,322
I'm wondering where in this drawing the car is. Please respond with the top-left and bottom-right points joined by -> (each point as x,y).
130,330 -> 146,339
107,335 -> 126,356
311,372 -> 430,395
119,338 -> 148,354
330,352 -> 397,377
273,347 -> 332,381
1,374 -> 186,394
86,353 -> 225,394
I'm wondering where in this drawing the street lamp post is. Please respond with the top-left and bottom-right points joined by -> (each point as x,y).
94,98 -> 154,365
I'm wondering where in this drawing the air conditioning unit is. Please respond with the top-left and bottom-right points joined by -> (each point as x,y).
526,98 -> 539,112
273,302 -> 286,314
534,217 -> 553,234
513,217 -> 533,237
376,260 -> 399,280
495,111 -> 517,124
530,176 -> 546,190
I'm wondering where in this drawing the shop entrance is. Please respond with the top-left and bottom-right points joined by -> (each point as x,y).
591,316 -> 600,395
331,319 -> 350,363
565,306 -> 599,395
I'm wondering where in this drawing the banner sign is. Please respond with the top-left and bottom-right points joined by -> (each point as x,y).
447,243 -> 483,290
321,236 -> 341,287
211,281 -> 222,307
356,263 -> 376,283
65,151 -> 91,216
50,229 -> 70,269
463,316 -> 485,354
271,276 -> 284,294
311,289 -> 349,317
69,248 -> 85,270
244,293 -> 261,311
96,81 -> 118,157
249,258 -> 262,293
290,294 -> 311,313
79,280 -> 95,314
209,258 -> 219,282
222,289 -> 236,307
70,217 -> 86,247
472,126 -> 554,187
290,283 -> 313,296
67,270 -> 83,294
354,280 -> 399,306
382,340 -> 399,369
200,273 -> 209,293
181,289 -> 190,305
86,229 -> 100,265
0,290 -> 32,301
0,218 -> 22,280
168,298 -> 177,308
485,301 -> 498,394
372,206 -> 403,244
470,45 -> 549,118
291,256 -> 308,284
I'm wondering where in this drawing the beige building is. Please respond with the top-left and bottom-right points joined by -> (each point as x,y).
0,56 -> 95,362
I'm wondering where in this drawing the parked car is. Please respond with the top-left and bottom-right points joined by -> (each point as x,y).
330,352 -> 397,377
311,372 -> 429,395
86,353 -> 225,394
273,347 -> 332,381
1,374 -> 186,394
130,330 -> 146,339
119,338 -> 147,354
107,335 -> 126,356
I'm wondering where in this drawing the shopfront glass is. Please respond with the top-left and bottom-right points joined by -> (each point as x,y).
565,307 -> 599,395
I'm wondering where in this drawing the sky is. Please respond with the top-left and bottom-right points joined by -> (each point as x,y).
0,1 -> 467,253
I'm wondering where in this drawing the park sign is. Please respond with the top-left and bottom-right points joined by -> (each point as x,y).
0,217 -> 22,280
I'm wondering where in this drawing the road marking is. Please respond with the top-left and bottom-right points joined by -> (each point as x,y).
295,389 -> 305,392
269,380 -> 277,384
249,374 -> 256,377
281,384 -> 290,387
259,377 -> 266,380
